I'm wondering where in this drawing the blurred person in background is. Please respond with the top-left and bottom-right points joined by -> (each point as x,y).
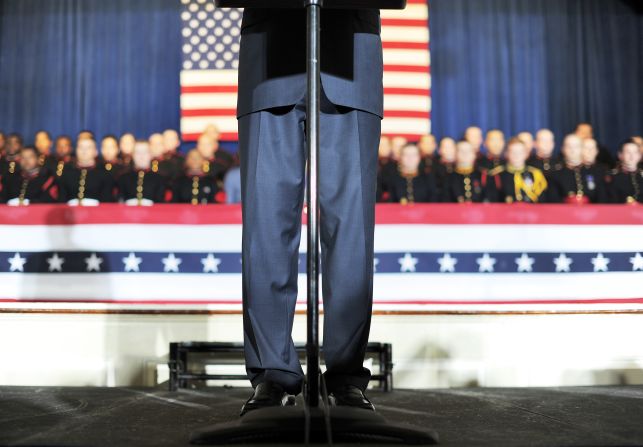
163,129 -> 186,174
59,137 -> 115,205
444,140 -> 491,203
608,139 -> 642,204
550,134 -> 608,204
100,135 -> 128,179
434,137 -> 456,196
517,131 -> 534,155
582,138 -> 609,178
528,129 -> 560,176
377,135 -> 396,202
172,149 -> 222,205
202,123 -> 235,176
488,138 -> 548,203
117,140 -> 166,205
387,143 -> 439,204
574,122 -> 615,168
34,130 -> 56,172
390,135 -> 408,162
1,133 -> 24,176
53,136 -> 74,177
464,126 -> 483,155
0,132 -> 6,155
418,134 -> 438,174
119,133 -> 136,166
477,129 -> 506,171
0,146 -> 59,205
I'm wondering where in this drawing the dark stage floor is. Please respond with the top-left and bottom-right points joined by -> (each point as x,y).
1,385 -> 642,446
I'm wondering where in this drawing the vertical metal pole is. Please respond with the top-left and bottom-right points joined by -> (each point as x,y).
305,0 -> 322,408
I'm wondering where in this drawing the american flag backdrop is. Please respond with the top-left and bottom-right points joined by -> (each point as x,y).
179,0 -> 431,142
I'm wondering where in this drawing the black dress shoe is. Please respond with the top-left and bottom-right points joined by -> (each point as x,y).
240,381 -> 296,417
328,385 -> 375,411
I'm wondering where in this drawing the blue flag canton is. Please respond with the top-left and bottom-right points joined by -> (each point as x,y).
180,0 -> 242,71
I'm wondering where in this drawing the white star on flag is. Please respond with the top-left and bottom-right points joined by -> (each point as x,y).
47,253 -> 65,272
8,253 -> 27,272
591,253 -> 610,272
553,253 -> 573,273
162,253 -> 183,273
85,253 -> 103,272
515,253 -> 535,273
123,252 -> 143,272
398,253 -> 418,273
476,253 -> 496,273
373,257 -> 380,272
629,253 -> 643,271
201,254 -> 222,273
438,253 -> 458,273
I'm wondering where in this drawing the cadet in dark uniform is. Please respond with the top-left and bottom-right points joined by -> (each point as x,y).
417,134 -> 438,175
608,139 -> 642,204
0,146 -> 59,205
52,136 -> 75,177
388,143 -> 439,204
119,133 -> 136,167
59,137 -> 115,204
488,138 -> 548,203
163,129 -> 187,178
196,133 -> 231,182
1,133 -> 23,177
433,137 -> 456,198
550,134 -> 608,204
34,130 -> 58,173
444,140 -> 491,203
376,135 -> 397,202
100,135 -> 128,180
172,149 -> 222,205
527,129 -> 561,176
117,140 -> 166,205
476,129 -> 505,172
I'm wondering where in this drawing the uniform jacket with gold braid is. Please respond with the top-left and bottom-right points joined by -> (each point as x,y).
488,165 -> 548,203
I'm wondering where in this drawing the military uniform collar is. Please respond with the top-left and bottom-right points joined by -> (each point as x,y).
456,166 -> 474,175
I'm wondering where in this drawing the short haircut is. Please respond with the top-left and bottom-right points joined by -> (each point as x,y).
619,138 -> 640,153
20,146 -> 39,157
102,134 -> 118,143
8,133 -> 23,144
35,130 -> 52,139
56,135 -> 73,144
507,137 -> 525,147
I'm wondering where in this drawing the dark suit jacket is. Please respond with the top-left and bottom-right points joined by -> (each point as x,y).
237,8 -> 383,118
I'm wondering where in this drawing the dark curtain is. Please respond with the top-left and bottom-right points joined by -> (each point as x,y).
0,0 -> 181,144
429,0 -> 643,152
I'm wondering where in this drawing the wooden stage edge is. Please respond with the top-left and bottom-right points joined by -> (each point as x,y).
1,308 -> 643,316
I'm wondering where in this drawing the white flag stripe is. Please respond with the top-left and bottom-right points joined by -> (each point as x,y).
181,69 -> 238,87
384,72 -> 431,89
380,5 -> 429,20
181,117 -> 239,134
181,93 -> 238,110
383,49 -> 431,66
381,117 -> 430,135
381,26 -> 430,44
385,95 -> 432,112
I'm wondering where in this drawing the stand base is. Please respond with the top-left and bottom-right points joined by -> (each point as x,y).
189,406 -> 439,445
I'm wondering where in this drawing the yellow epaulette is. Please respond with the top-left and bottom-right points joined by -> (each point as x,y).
488,166 -> 505,176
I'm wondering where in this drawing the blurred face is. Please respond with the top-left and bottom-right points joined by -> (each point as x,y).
101,138 -> 119,162
563,135 -> 583,166
76,139 -> 98,166
133,142 -> 152,170
6,136 -> 23,155
485,130 -> 505,157
456,141 -> 476,167
378,136 -> 392,158
576,124 -> 593,140
535,129 -> 555,157
399,145 -> 421,172
20,150 -> 39,171
197,134 -> 216,159
163,130 -> 181,154
204,124 -> 220,141
35,132 -> 52,155
120,134 -> 136,156
506,141 -> 528,168
0,133 -> 5,151
55,138 -> 72,158
185,150 -> 204,173
418,134 -> 437,156
439,138 -> 456,163
464,127 -> 483,150
391,136 -> 408,160
149,134 -> 165,159
581,139 -> 599,165
517,132 -> 534,152
620,143 -> 641,171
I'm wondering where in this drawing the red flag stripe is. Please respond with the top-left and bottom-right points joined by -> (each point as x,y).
384,64 -> 430,73
381,18 -> 428,27
383,41 -> 429,50
181,85 -> 238,94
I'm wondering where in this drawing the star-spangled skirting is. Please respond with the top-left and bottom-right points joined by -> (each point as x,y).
3,251 -> 643,274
